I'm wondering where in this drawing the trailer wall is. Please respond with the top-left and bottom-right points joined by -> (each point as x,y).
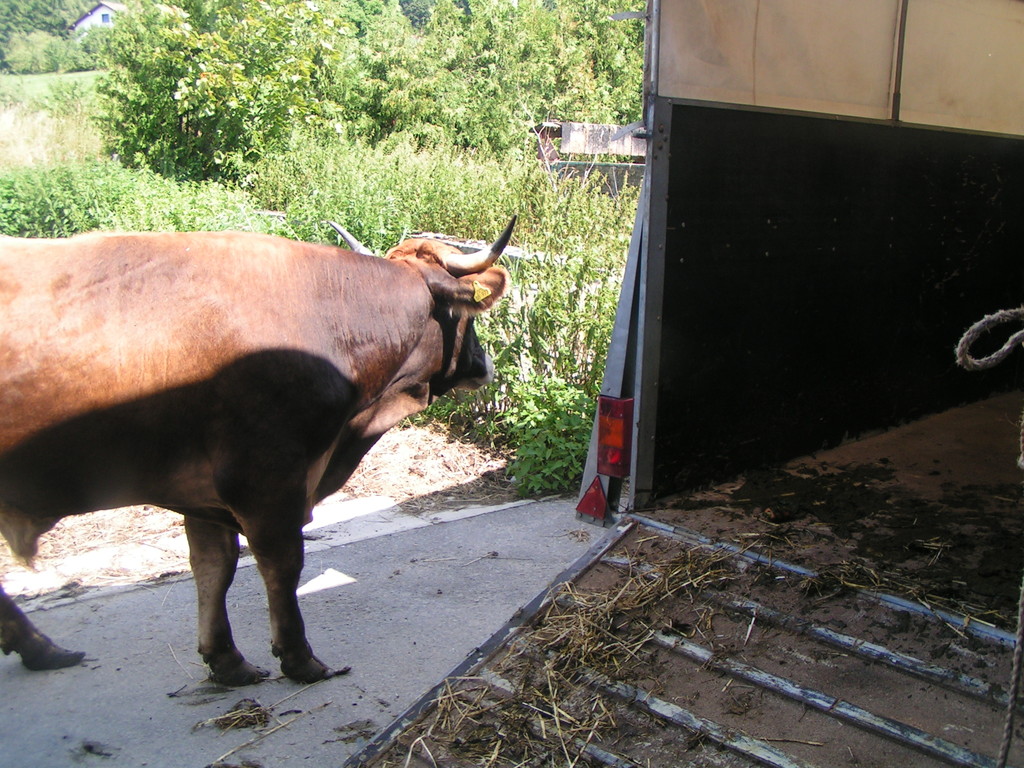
640,102 -> 1024,496
608,0 -> 1024,506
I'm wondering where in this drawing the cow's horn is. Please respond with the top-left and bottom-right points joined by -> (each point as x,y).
328,221 -> 374,256
442,216 -> 517,276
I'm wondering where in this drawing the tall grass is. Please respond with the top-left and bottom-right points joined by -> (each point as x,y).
0,72 -> 103,169
251,133 -> 635,259
0,162 -> 293,236
0,103 -> 101,168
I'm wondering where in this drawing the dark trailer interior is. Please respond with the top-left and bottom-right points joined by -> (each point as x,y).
636,106 -> 1024,495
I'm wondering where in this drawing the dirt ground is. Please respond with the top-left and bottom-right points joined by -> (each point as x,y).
353,393 -> 1024,768
0,424 -> 517,597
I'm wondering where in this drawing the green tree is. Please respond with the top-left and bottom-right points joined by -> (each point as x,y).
4,31 -> 54,74
322,0 -> 386,35
96,0 -> 644,172
4,29 -> 97,73
399,0 -> 433,28
0,0 -> 93,70
98,0 -> 353,179
77,25 -> 113,66
343,2 -> 442,145
340,0 -> 644,155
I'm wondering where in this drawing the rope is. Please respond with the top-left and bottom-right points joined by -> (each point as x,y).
955,307 -> 1024,372
955,306 -> 1024,768
1001,577 -> 1024,768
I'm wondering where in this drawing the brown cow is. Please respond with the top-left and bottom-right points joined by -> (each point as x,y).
0,218 -> 515,685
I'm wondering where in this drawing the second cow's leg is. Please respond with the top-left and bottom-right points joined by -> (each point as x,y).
183,516 -> 268,686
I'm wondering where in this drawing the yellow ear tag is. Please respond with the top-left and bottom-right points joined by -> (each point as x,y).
472,280 -> 492,303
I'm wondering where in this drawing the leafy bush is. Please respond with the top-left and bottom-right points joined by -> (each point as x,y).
322,0 -> 644,155
2,24 -> 106,74
0,161 -> 292,235
250,132 -> 527,249
499,375 -> 594,496
463,174 -> 633,494
97,0 -> 351,180
5,32 -> 64,74
96,0 -> 644,177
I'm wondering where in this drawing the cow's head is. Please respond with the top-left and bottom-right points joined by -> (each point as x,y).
384,217 -> 515,399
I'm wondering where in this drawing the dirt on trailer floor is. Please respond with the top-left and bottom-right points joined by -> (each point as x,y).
352,393 -> 1024,768
660,391 -> 1024,629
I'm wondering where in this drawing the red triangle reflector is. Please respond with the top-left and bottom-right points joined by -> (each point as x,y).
576,476 -> 609,521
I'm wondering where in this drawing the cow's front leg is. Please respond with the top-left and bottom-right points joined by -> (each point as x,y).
0,582 -> 84,671
183,517 -> 268,686
244,525 -> 343,683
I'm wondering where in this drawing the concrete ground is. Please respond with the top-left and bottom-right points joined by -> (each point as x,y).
0,497 -> 602,768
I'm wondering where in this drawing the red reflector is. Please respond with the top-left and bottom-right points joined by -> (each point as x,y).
597,396 -> 633,478
576,476 -> 609,520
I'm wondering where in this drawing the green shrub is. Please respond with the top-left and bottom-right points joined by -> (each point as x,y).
0,162 -> 132,235
33,73 -> 95,116
93,0 -> 643,178
97,0 -> 350,180
249,132 -> 527,249
499,374 -> 593,496
3,30 -> 99,75
0,161 -> 292,236
4,31 -> 57,74
339,0 -> 644,155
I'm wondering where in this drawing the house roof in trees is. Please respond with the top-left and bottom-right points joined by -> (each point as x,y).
71,2 -> 127,32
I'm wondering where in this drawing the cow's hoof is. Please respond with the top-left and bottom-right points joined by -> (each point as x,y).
208,658 -> 270,687
281,655 -> 350,684
19,640 -> 85,671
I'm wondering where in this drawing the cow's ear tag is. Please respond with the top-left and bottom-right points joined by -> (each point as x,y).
472,280 -> 492,303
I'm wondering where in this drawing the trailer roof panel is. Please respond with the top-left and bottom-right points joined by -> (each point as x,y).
656,0 -> 1024,137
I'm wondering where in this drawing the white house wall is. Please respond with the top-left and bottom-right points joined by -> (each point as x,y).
73,4 -> 121,32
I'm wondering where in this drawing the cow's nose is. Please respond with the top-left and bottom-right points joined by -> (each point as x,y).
456,354 -> 494,390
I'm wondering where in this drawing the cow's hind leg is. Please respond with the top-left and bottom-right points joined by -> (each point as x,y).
0,582 -> 84,671
244,522 -> 345,683
184,517 -> 268,686
207,354 -> 355,682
